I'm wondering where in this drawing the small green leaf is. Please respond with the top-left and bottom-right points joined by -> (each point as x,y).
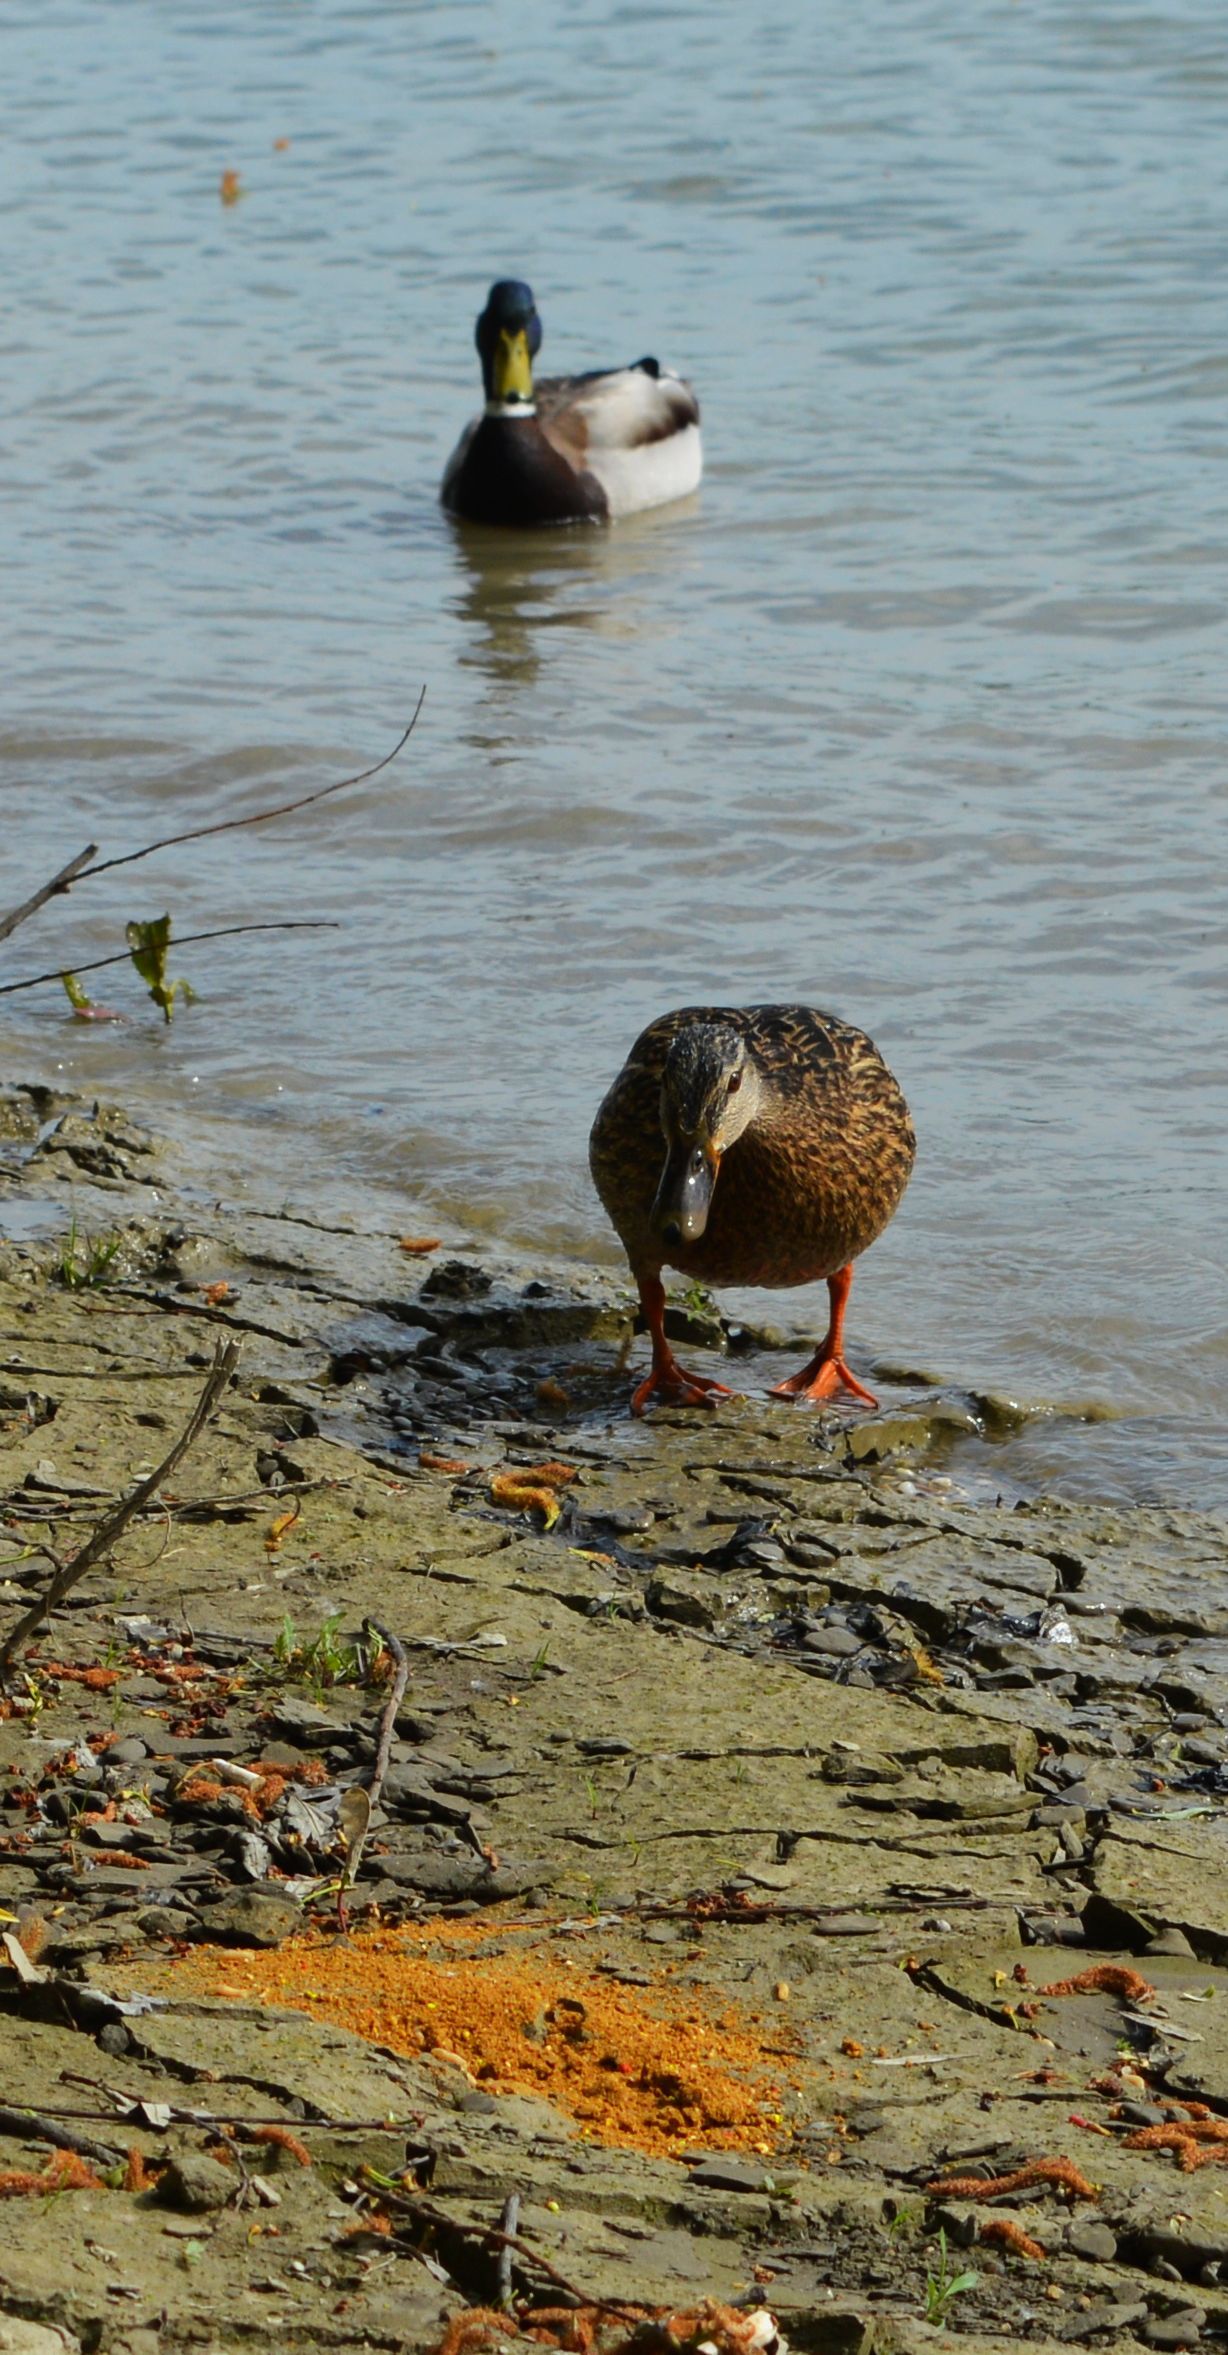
60,971 -> 91,1011
125,915 -> 196,1023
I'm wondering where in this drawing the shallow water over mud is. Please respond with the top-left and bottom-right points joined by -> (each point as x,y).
2,0 -> 1226,1508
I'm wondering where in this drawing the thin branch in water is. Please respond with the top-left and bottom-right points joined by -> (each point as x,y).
0,1339 -> 240,1674
80,697 -> 425,882
0,920 -> 338,1000
0,844 -> 99,947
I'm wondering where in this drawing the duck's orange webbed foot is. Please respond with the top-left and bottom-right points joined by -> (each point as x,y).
631,1357 -> 735,1417
630,1271 -> 736,1416
770,1355 -> 877,1407
768,1263 -> 877,1409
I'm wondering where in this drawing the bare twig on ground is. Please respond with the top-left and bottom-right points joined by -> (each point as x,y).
376,2184 -> 643,2320
0,1339 -> 240,1674
0,845 -> 98,946
364,1619 -> 410,1812
334,1619 -> 409,1928
496,2192 -> 521,2309
0,2102 -> 123,2170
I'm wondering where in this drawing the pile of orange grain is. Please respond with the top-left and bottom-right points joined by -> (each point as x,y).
161,1928 -> 792,2160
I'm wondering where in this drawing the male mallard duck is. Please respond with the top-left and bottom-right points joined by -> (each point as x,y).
440,279 -> 702,527
589,1005 -> 915,1415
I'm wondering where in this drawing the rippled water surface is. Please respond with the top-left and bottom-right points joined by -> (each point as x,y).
3,0 -> 1226,1508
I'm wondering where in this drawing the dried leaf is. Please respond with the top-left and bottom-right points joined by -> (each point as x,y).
264,1501 -> 301,1555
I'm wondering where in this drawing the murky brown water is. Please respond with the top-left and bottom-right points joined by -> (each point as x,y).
3,0 -> 1226,1508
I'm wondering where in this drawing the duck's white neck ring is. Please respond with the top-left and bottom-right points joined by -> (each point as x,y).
484,398 -> 538,420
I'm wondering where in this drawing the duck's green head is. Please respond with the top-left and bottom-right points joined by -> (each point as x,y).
653,1023 -> 762,1247
476,279 -> 542,408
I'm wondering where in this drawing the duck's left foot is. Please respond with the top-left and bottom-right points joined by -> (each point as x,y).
770,1354 -> 877,1408
631,1360 -> 736,1416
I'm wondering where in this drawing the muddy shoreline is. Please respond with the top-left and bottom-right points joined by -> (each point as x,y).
3,1084 -> 1228,2355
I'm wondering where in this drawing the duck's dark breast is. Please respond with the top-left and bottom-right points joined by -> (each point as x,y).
443,418 -> 608,526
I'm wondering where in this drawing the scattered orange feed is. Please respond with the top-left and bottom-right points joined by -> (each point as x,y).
1038,1964 -> 1155,2004
979,2216 -> 1046,2261
161,1928 -> 790,2160
925,2157 -> 1098,2203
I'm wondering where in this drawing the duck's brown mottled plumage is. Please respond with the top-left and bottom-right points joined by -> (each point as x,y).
589,1004 -> 915,1413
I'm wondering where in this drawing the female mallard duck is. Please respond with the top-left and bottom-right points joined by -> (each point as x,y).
589,1005 -> 915,1416
440,279 -> 702,527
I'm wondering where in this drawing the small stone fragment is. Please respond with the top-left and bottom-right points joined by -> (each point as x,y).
1067,2218 -> 1118,2263
155,2152 -> 236,2213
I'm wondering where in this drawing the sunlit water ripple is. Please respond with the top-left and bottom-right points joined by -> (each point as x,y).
2,0 -> 1226,1510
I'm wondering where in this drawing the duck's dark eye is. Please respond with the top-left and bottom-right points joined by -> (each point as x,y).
690,1147 -> 705,1172
726,1072 -> 742,1098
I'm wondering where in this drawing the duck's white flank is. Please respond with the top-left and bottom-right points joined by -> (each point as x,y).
560,364 -> 702,518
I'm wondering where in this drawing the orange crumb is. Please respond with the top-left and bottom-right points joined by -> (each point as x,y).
39,1663 -> 122,1691
245,2124 -> 311,2167
980,2215 -> 1046,2260
0,2149 -> 102,2199
489,1466 -> 576,1526
16,1915 -> 50,1962
925,2157 -> 1097,2203
1038,1964 -> 1155,2004
219,170 -> 242,204
124,2147 -> 155,2192
419,1454 -> 472,1475
536,1379 -> 570,1408
399,1236 -> 442,1255
840,2038 -> 864,2058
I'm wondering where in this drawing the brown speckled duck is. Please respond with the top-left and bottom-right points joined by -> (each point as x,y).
441,279 -> 702,527
589,1004 -> 915,1415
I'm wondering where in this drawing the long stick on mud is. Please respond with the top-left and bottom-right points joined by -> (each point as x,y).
0,1339 -> 240,1674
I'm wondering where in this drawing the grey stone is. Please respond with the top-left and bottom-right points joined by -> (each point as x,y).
191,1887 -> 302,1947
266,1696 -> 346,1747
1142,2315 -> 1205,2348
1147,1927 -> 1196,1957
136,1904 -> 200,1939
686,2154 -> 773,2193
1066,2218 -> 1118,2263
803,1625 -> 863,1658
155,2151 -> 236,2212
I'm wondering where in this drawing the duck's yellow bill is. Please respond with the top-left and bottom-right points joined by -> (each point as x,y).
492,326 -> 534,402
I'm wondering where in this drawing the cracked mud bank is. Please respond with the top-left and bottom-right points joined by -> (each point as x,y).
3,1086 -> 1228,2355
